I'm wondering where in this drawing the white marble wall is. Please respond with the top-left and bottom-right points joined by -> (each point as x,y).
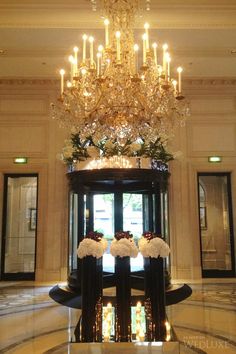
0,79 -> 236,281
169,80 -> 236,279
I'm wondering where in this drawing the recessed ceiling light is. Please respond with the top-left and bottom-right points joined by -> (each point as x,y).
231,49 -> 236,54
0,49 -> 6,55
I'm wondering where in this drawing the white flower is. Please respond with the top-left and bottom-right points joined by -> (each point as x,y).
138,237 -> 170,258
77,238 -> 108,259
63,152 -> 72,159
62,143 -> 74,159
110,238 -> 138,258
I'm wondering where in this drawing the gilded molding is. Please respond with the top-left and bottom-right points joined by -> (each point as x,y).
1,78 -> 236,87
0,79 -> 58,86
185,78 -> 236,86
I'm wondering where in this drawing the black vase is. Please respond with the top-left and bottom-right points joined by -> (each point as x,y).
80,255 -> 103,342
115,256 -> 131,342
144,257 -> 166,341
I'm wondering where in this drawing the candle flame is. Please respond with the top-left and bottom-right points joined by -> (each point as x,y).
116,31 -> 121,38
162,43 -> 168,50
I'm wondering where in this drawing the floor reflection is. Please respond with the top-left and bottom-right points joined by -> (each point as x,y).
0,280 -> 235,353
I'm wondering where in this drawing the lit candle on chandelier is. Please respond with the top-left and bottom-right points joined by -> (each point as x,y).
98,44 -> 104,55
69,55 -> 75,82
152,42 -> 158,66
116,31 -> 121,62
97,52 -> 101,76
59,69 -> 65,95
162,43 -> 168,75
104,19 -> 110,47
89,36 -> 94,68
172,79 -> 177,95
144,23 -> 150,51
165,52 -> 171,81
158,65 -> 162,77
82,34 -> 88,62
142,33 -> 147,65
98,45 -> 104,71
73,46 -> 79,76
177,66 -> 183,94
134,44 -> 139,75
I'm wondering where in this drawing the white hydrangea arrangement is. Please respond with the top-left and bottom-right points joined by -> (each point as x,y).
77,231 -> 108,259
138,232 -> 170,258
110,231 -> 139,258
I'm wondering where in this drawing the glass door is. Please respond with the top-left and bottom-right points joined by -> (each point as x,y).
68,192 -> 79,274
198,173 -> 235,277
1,174 -> 38,280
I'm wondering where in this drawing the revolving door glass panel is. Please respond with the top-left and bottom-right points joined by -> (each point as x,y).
93,192 -> 161,273
94,193 -> 115,273
123,193 -> 144,272
69,192 -> 88,273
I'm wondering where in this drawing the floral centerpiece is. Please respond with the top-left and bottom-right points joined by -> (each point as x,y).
77,231 -> 108,259
60,133 -> 174,168
110,231 -> 138,258
138,231 -> 170,258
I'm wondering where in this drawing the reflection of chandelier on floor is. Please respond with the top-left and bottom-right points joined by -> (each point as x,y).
51,0 -> 189,144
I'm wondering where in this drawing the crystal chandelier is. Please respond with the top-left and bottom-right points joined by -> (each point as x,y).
51,0 -> 189,145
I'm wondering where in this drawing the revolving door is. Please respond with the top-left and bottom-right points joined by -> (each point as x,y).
68,168 -> 169,291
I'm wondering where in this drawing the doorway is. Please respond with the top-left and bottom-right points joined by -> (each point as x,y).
1,174 -> 38,280
198,173 -> 235,277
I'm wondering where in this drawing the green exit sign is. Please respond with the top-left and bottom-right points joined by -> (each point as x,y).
13,157 -> 28,164
208,156 -> 222,163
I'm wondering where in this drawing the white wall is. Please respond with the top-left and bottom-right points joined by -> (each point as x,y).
0,80 -> 69,281
0,78 -> 236,281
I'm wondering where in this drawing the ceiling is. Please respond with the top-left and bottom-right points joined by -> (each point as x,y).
0,0 -> 236,80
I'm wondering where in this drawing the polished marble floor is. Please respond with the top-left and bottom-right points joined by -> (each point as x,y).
0,279 -> 236,354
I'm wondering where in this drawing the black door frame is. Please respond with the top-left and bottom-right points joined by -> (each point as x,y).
197,172 -> 235,278
1,173 -> 38,280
